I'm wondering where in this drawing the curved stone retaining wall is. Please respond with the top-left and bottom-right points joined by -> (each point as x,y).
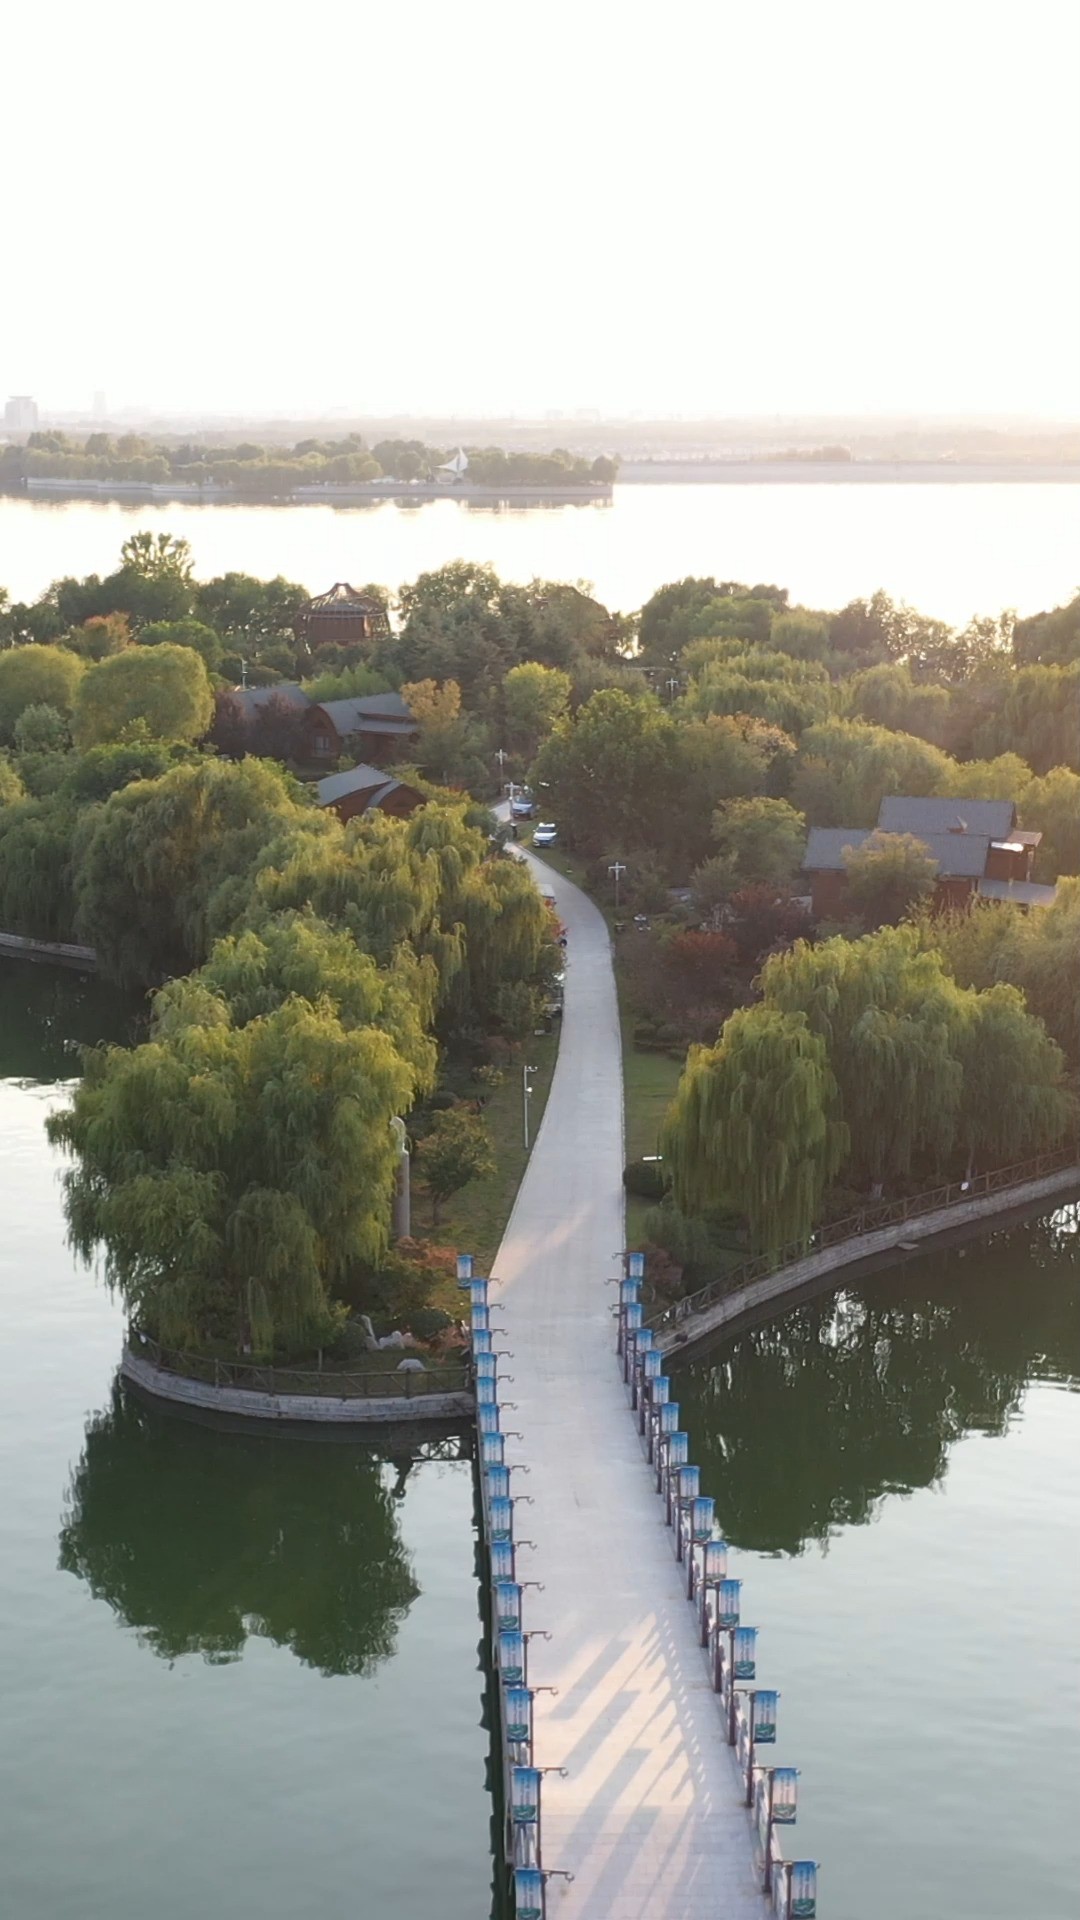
657,1165 -> 1080,1359
121,1347 -> 474,1425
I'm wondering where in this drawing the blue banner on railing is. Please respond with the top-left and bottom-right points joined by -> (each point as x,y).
752,1689 -> 778,1744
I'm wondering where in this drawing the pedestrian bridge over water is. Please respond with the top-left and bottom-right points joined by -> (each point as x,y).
472,844 -> 817,1919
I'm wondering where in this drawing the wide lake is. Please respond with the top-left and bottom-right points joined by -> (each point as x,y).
3,973 -> 1078,1918
1,482 -> 1078,620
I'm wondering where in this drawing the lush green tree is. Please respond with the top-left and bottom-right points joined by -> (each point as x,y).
74,757 -> 310,985
530,688 -> 677,853
680,640 -> 833,736
502,661 -> 571,759
791,718 -> 953,826
12,703 -> 69,754
710,796 -> 807,889
1023,767 -> 1080,878
139,618 -> 223,672
47,994 -> 416,1356
769,610 -> 831,663
195,572 -> 308,643
973,663 -> 1080,773
398,677 -> 491,789
952,984 -> 1071,1173
61,738 -> 190,804
761,927 -> 965,1191
157,911 -> 437,1090
119,531 -> 194,584
664,1007 -> 846,1250
1012,593 -> 1080,668
72,644 -> 213,750
0,796 -> 78,939
843,830 -> 939,927
638,578 -> 787,669
417,1107 -> 496,1224
0,645 -> 84,743
926,883 -> 1080,1071
846,662 -> 951,748
940,752 -> 1033,804
65,613 -> 134,661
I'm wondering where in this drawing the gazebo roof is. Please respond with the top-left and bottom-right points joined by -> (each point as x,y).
302,582 -> 386,614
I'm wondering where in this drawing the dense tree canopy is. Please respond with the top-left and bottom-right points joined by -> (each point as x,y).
72,644 -> 213,750
0,645 -> 84,743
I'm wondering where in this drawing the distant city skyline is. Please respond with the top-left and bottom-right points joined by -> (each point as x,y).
3,1 -> 1078,421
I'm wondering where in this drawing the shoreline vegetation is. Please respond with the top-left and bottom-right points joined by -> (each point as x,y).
1,536 -> 1076,1366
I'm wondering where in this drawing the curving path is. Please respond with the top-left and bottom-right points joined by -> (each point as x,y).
493,837 -> 760,1918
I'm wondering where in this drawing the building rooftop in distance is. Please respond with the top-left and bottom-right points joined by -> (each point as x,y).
877,795 -> 1016,840
803,826 -> 993,877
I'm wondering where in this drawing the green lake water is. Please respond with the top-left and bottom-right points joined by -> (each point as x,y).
676,1219 -> 1080,1920
3,960 -> 1078,1919
0,963 -> 494,1920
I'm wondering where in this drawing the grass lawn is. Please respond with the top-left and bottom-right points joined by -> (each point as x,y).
423,1025 -> 561,1284
621,1010 -> 685,1246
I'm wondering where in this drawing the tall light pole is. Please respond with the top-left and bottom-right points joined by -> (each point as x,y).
523,1063 -> 538,1150
496,748 -> 508,780
608,860 -> 626,911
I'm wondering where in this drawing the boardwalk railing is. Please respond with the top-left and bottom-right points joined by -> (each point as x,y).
649,1145 -> 1079,1335
618,1252 -> 819,1914
127,1331 -> 468,1400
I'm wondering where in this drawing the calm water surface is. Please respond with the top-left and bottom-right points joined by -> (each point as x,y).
1,483 -> 1078,619
0,964 -> 493,1920
676,1223 -> 1080,1920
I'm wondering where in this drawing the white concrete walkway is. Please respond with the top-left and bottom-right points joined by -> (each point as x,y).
493,845 -> 761,1918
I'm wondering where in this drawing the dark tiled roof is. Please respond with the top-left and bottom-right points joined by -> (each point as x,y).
804,827 -> 992,877
315,764 -> 393,805
877,795 -> 1016,839
802,828 -> 871,870
315,694 -> 417,732
229,682 -> 311,717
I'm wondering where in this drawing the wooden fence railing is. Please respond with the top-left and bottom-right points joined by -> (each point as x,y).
127,1331 -> 469,1400
648,1145 -> 1080,1334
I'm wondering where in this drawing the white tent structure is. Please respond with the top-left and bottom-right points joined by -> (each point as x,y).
438,447 -> 469,480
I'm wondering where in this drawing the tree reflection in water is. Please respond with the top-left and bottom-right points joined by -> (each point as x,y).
58,1380 -> 430,1675
678,1205 -> 1080,1557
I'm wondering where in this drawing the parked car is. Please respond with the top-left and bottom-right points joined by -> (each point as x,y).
532,822 -> 558,847
510,792 -> 534,819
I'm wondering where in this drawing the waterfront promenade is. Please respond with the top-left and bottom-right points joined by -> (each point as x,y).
494,845 -> 760,1918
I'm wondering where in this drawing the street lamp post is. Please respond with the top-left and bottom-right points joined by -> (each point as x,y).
608,860 -> 626,911
523,1063 -> 538,1151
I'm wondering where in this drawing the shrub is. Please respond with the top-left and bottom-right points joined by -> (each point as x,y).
408,1306 -> 454,1343
622,1159 -> 668,1199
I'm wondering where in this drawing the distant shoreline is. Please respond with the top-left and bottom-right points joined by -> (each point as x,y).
8,462 -> 1080,508
616,460 -> 1080,485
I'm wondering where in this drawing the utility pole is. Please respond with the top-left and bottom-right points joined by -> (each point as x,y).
523,1063 -> 538,1151
239,657 -> 248,689
609,860 -> 626,911
666,675 -> 680,701
496,748 -> 508,778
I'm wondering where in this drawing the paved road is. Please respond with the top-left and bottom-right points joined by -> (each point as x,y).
493,840 -> 760,1918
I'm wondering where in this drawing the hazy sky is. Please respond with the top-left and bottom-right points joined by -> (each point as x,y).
5,0 -> 1079,420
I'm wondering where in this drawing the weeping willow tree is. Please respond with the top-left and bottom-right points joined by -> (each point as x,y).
762,926 -> 967,1191
73,756 -> 314,986
953,983 -> 1072,1172
153,910 -> 438,1092
46,995 -> 417,1358
663,1006 -> 848,1252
